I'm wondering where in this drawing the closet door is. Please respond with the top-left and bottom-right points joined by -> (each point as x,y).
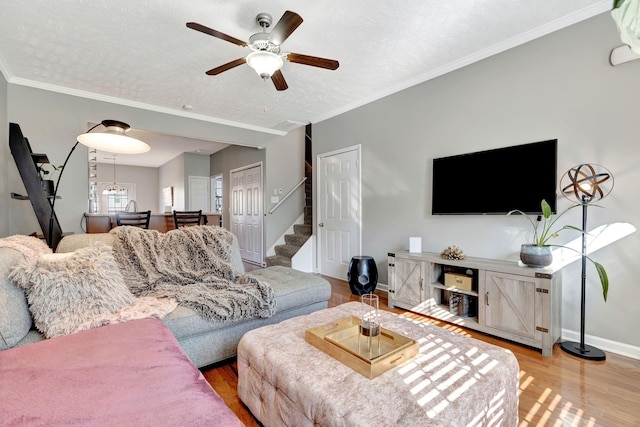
230,164 -> 263,265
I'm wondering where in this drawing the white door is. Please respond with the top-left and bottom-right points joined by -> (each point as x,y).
230,164 -> 263,265
317,147 -> 361,279
188,176 -> 210,212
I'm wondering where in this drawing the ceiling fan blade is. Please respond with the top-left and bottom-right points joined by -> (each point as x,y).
206,58 -> 246,75
268,11 -> 303,45
287,53 -> 339,70
186,22 -> 247,47
271,70 -> 288,91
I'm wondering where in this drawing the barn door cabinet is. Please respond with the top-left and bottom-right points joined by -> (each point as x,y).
388,250 -> 562,356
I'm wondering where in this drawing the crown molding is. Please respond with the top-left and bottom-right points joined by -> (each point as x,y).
7,76 -> 287,137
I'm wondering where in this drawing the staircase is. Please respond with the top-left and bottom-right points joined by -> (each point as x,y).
265,223 -> 312,267
265,124 -> 313,268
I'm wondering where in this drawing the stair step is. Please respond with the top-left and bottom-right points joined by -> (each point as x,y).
265,255 -> 291,268
275,244 -> 300,258
285,233 -> 309,247
294,223 -> 312,236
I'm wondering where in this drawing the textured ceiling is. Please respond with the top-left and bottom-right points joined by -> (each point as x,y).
0,0 -> 611,165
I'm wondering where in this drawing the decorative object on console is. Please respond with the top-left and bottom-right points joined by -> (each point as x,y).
449,292 -> 476,317
440,245 -> 466,260
47,120 -> 150,249
559,163 -> 613,361
347,256 -> 378,296
508,199 -> 583,268
409,236 -> 422,253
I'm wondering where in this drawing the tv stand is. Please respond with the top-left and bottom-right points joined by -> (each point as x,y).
388,250 -> 562,356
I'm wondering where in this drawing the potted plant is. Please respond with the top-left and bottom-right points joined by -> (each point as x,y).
37,163 -> 62,196
508,199 -> 609,300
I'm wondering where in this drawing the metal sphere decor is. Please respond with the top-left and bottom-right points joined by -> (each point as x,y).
560,163 -> 613,204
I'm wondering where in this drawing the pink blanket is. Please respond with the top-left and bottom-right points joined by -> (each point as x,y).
0,319 -> 242,426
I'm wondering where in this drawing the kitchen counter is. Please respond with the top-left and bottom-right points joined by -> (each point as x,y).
84,212 -> 222,233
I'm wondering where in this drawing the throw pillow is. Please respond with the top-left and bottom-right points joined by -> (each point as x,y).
0,248 -> 33,349
8,244 -> 136,339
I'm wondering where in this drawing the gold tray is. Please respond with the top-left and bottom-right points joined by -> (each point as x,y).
304,316 -> 419,379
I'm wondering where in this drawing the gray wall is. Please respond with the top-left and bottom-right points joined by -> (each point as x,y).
210,144 -> 265,231
159,154 -> 185,211
264,126 -> 305,248
210,127 -> 305,251
4,84 -> 284,235
96,162 -> 159,212
314,13 -> 640,348
0,71 -> 8,237
183,152 -> 211,210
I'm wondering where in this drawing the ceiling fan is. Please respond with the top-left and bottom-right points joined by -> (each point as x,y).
187,10 -> 339,91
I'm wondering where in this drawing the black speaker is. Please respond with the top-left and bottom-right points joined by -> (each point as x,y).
347,256 -> 378,296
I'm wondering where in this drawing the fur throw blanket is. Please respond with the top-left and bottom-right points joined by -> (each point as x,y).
0,235 -> 52,258
110,226 -> 276,322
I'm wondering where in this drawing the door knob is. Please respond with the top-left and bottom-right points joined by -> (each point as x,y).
318,223 -> 324,227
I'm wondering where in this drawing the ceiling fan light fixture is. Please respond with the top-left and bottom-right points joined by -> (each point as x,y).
77,120 -> 150,154
246,51 -> 283,79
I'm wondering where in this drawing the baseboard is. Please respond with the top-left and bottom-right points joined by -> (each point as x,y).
561,329 -> 640,360
376,282 -> 388,293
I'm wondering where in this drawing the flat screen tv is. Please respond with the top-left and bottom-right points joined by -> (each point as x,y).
431,139 -> 557,215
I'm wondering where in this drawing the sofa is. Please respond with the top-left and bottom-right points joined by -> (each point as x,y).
0,230 -> 331,368
0,229 -> 331,425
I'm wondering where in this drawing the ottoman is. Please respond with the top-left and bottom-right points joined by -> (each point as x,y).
238,302 -> 519,427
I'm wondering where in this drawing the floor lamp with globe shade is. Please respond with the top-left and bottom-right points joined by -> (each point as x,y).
559,163 -> 613,361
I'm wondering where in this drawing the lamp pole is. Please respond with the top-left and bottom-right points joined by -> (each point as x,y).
46,120 -> 149,249
579,195 -> 589,351
47,123 -> 101,248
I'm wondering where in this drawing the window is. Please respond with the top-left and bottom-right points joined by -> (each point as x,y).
213,175 -> 223,213
97,182 -> 136,214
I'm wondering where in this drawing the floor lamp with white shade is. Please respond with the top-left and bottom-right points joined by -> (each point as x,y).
48,120 -> 150,249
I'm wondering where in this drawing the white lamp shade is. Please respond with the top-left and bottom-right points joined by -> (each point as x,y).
77,121 -> 150,154
246,51 -> 284,78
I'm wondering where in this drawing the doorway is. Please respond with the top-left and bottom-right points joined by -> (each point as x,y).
230,163 -> 263,265
317,146 -> 361,279
188,176 -> 210,212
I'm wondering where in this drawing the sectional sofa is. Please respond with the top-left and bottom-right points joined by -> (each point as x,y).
0,229 -> 331,425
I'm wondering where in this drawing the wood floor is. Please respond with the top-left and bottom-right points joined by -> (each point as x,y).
201,275 -> 640,426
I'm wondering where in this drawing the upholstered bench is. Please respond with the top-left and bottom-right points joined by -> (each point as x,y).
237,302 -> 519,427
